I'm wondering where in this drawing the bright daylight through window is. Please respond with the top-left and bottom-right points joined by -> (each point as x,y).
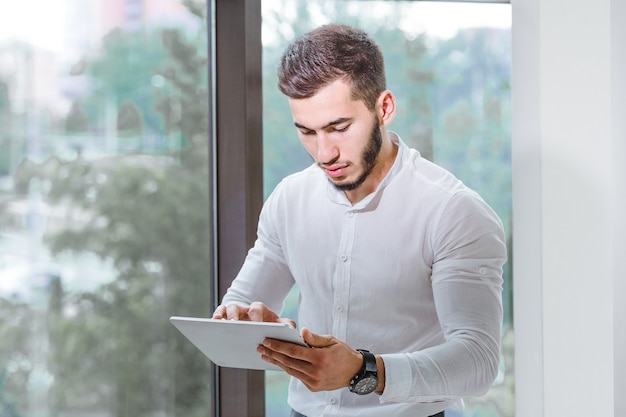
0,0 -> 212,415
261,1 -> 512,417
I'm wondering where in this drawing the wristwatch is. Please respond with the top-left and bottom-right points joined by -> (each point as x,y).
349,349 -> 378,395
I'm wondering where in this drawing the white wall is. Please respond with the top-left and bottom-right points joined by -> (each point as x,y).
612,1 -> 626,415
512,0 -> 624,416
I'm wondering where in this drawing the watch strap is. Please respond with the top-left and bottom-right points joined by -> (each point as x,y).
357,349 -> 377,374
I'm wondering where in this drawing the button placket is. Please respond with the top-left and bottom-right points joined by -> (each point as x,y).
332,209 -> 357,341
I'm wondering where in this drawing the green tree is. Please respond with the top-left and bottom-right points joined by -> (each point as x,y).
3,3 -> 214,416
0,299 -> 31,417
69,16 -> 210,153
44,144 -> 212,416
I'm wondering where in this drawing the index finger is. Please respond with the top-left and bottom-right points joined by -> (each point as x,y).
212,305 -> 226,319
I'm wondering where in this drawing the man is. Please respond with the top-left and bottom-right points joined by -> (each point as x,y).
213,23 -> 506,417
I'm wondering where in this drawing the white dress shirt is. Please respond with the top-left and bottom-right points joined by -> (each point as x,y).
221,133 -> 507,417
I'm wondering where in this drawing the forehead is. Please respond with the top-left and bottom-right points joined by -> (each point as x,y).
288,79 -> 370,129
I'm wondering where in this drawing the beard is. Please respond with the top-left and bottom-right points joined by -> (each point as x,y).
331,120 -> 382,192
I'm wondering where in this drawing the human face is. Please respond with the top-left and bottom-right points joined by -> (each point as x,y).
289,79 -> 383,192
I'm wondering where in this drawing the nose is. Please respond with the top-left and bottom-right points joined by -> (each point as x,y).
317,133 -> 339,165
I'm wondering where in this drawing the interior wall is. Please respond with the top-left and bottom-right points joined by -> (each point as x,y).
512,0 -> 621,416
612,1 -> 626,416
511,0 -> 543,415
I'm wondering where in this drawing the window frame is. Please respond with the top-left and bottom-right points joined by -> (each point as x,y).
212,1 -> 265,415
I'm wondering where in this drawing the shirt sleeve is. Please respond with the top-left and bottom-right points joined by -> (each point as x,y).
220,188 -> 296,315
380,190 -> 507,403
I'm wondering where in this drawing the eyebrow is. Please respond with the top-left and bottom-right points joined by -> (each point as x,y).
294,117 -> 352,131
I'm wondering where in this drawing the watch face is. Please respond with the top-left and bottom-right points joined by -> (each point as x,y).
354,375 -> 378,395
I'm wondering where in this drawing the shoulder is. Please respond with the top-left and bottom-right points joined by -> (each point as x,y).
396,147 -> 470,208
397,146 -> 502,229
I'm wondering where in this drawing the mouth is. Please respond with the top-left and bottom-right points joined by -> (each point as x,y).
323,164 -> 348,179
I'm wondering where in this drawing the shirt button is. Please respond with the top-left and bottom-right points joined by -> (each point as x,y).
479,268 -> 487,275
346,211 -> 354,217
329,398 -> 337,405
336,305 -> 343,312
340,255 -> 347,262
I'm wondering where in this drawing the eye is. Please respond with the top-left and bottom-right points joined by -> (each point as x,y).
334,124 -> 349,132
298,129 -> 315,136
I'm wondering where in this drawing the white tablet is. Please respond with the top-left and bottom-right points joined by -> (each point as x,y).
170,316 -> 308,371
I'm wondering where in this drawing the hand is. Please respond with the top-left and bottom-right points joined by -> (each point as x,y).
212,301 -> 296,328
256,327 -> 364,392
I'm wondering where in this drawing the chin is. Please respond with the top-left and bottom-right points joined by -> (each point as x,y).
331,177 -> 364,192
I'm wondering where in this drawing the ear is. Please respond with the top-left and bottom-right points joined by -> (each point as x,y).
376,90 -> 396,126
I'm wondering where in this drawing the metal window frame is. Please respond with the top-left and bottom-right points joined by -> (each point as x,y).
212,1 -> 265,416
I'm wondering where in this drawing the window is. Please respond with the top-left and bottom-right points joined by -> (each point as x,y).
261,1 -> 512,416
0,1 -> 513,415
0,1 -> 213,415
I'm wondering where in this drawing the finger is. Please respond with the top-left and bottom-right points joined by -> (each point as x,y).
212,305 -> 226,319
301,327 -> 335,348
258,350 -> 314,386
257,343 -> 313,373
247,301 -> 273,322
261,338 -> 317,366
258,345 -> 326,392
248,301 -> 282,323
279,318 -> 297,329
225,304 -> 249,320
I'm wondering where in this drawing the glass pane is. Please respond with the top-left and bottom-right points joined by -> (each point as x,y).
0,1 -> 213,416
262,1 -> 512,417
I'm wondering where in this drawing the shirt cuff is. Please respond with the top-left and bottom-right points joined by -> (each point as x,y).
378,353 -> 413,403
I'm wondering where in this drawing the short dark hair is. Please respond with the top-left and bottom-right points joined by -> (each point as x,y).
277,24 -> 386,110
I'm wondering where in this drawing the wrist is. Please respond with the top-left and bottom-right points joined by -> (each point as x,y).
375,355 -> 386,395
349,349 -> 379,395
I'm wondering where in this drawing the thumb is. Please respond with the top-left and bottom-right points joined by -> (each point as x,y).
301,327 -> 335,348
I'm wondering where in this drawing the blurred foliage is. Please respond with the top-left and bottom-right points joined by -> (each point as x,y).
1,2 -> 212,416
64,16 -> 209,150
0,299 -> 31,416
42,144 -> 212,416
